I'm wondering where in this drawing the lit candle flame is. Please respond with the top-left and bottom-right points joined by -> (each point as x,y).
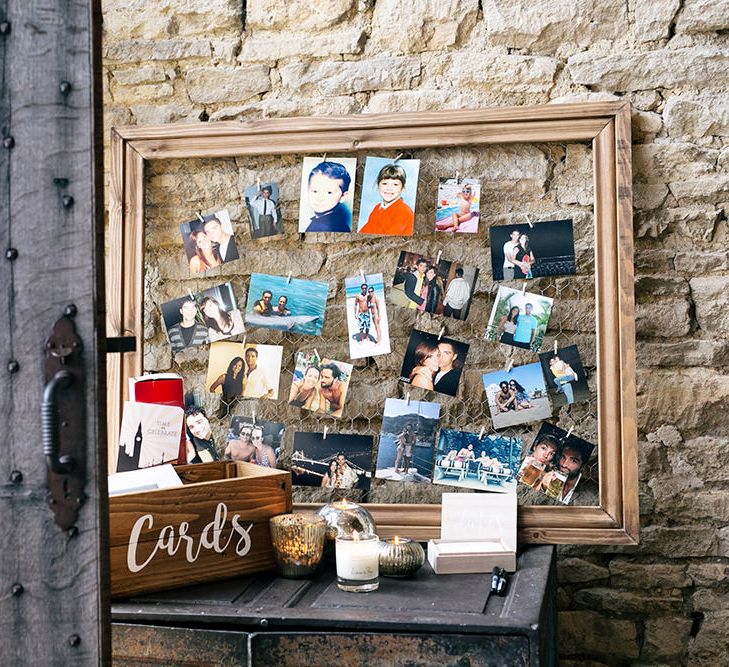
352,530 -> 360,542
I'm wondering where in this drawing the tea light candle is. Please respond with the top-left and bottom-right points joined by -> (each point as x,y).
335,530 -> 379,592
378,536 -> 425,578
269,513 -> 326,579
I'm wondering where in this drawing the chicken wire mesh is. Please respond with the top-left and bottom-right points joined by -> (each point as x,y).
142,140 -> 598,508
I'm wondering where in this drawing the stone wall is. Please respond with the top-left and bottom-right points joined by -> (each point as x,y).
102,1 -> 729,664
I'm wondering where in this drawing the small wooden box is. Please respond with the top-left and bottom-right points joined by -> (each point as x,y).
427,492 -> 517,575
109,461 -> 292,597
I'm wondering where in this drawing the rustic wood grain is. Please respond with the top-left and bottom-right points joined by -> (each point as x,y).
0,0 -> 108,662
110,102 -> 639,546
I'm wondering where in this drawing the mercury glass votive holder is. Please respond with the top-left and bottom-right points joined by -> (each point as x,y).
269,513 -> 327,579
317,499 -> 377,541
378,537 -> 426,578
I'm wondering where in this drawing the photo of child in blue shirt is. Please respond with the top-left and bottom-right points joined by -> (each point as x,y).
298,157 -> 357,233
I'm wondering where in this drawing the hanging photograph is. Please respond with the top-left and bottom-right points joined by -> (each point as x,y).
481,362 -> 552,429
400,330 -> 469,397
183,405 -> 220,464
243,181 -> 284,239
206,341 -> 282,401
433,429 -> 520,493
160,294 -> 209,352
516,422 -> 595,505
224,416 -> 284,468
357,156 -> 420,236
298,156 -> 357,233
116,402 -> 184,472
390,251 -> 478,320
435,177 -> 480,234
244,272 -> 328,336
538,345 -> 590,407
489,219 -> 576,281
375,398 -> 441,483
198,282 -> 245,343
344,272 -> 391,359
288,352 -> 353,418
290,432 -> 374,490
484,285 -> 554,352
179,208 -> 239,274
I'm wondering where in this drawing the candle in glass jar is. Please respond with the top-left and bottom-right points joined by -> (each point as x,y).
335,530 -> 379,592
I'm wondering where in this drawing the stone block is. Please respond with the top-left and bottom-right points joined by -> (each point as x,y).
642,616 -> 692,662
635,299 -> 691,338
639,525 -> 718,557
690,277 -> 729,334
185,65 -> 271,104
608,559 -> 689,589
104,38 -> 212,63
639,340 -> 729,368
675,0 -> 729,34
634,0 -> 681,42
664,93 -> 729,139
692,588 -> 729,612
131,104 -> 200,126
670,174 -> 729,202
239,25 -> 366,62
573,587 -> 683,614
634,183 -> 669,210
246,0 -> 356,31
111,65 -> 172,86
635,276 -> 690,298
559,611 -> 639,660
279,57 -> 420,96
568,46 -> 729,91
633,142 -> 717,185
687,611 -> 729,665
675,251 -> 729,275
368,0 -> 479,55
635,206 -> 720,244
110,82 -> 175,105
484,0 -> 627,53
558,558 -> 610,584
687,562 -> 729,587
635,250 -> 676,273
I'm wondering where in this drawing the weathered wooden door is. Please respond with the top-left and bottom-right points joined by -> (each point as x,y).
0,0 -> 108,664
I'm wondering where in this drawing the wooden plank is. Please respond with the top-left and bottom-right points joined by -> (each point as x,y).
0,0 -> 108,662
130,118 -> 605,161
615,104 -> 640,543
593,121 -> 623,525
114,100 -> 622,141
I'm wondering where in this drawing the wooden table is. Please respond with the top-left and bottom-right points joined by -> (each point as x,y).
112,545 -> 556,666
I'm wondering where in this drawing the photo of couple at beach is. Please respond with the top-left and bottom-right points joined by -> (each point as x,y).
287,352 -> 353,419
485,285 -> 554,352
179,208 -> 239,275
344,273 -> 391,359
399,330 -> 469,397
482,362 -> 552,429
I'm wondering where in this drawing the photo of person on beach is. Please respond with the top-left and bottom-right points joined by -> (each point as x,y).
298,157 -> 357,233
344,273 -> 391,359
357,156 -> 420,236
481,362 -> 552,429
484,285 -> 554,352
435,177 -> 480,233
538,344 -> 590,407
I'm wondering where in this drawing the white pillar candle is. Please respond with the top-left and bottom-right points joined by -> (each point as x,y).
335,531 -> 379,581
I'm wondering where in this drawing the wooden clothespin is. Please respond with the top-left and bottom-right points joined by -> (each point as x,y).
455,170 -> 460,184
478,426 -> 485,441
287,271 -> 292,284
522,282 -> 527,295
394,153 -> 403,162
566,426 -> 574,439
360,268 -> 365,283
406,392 -> 411,405
554,339 -> 558,355
525,214 -> 533,229
242,336 -> 247,350
505,358 -> 513,373
322,153 -> 327,162
438,326 -> 445,341
196,211 -> 205,223
323,425 -> 328,440
313,348 -> 320,361
251,410 -> 256,424
257,176 -> 261,190
436,250 -> 442,265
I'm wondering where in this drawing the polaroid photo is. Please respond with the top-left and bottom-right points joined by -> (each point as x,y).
435,177 -> 480,234
516,422 -> 594,505
344,273 -> 391,359
245,272 -> 328,336
482,362 -> 552,430
183,405 -> 220,464
288,352 -> 353,418
357,156 -> 420,236
291,432 -> 374,490
375,397 -> 441,483
433,429 -> 521,493
160,294 -> 209,352
206,341 -> 282,400
244,181 -> 284,239
538,345 -> 589,407
298,157 -> 357,233
116,402 -> 184,472
489,219 -> 576,281
198,282 -> 245,343
484,285 -> 554,352
225,416 -> 284,467
400,330 -> 469,397
179,208 -> 239,274
390,251 -> 478,320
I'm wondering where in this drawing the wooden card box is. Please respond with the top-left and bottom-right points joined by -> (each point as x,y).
109,461 -> 292,598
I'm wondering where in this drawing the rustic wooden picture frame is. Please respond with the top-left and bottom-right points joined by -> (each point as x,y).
107,102 -> 638,545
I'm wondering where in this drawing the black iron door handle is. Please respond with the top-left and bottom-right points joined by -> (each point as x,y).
42,369 -> 75,474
